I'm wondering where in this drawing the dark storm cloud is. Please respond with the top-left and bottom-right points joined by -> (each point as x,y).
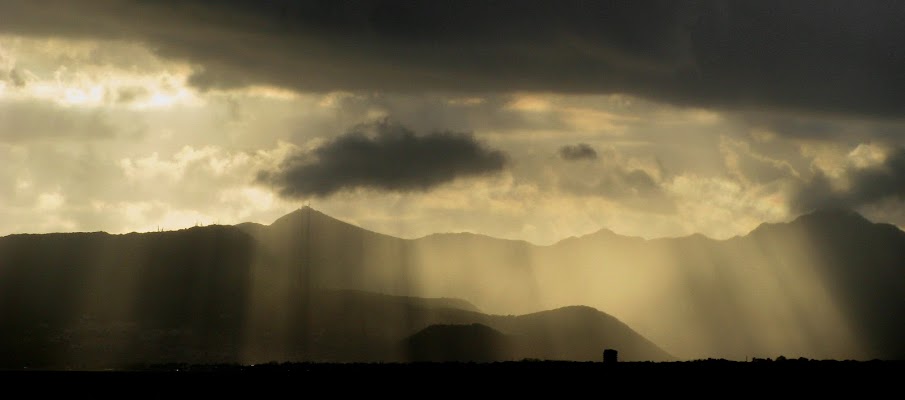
740,114 -> 841,140
793,148 -> 905,212
559,143 -> 598,161
258,121 -> 507,197
1,1 -> 904,118
726,110 -> 905,148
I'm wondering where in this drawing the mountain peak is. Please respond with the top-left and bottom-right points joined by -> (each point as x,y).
793,208 -> 873,227
269,206 -> 332,227
555,227 -> 642,246
265,206 -> 400,242
749,208 -> 874,238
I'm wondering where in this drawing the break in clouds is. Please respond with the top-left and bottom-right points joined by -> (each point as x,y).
258,120 -> 507,198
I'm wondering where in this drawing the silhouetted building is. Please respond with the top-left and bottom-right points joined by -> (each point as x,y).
603,349 -> 618,363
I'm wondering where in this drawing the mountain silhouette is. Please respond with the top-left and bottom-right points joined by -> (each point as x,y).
406,324 -> 513,362
533,208 -> 905,360
0,226 -> 256,368
404,305 -> 673,363
0,214 -> 669,368
498,306 -> 670,362
743,208 -> 905,360
234,207 -> 543,313
1,206 -> 904,365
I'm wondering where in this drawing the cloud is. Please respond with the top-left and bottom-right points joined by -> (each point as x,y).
258,120 -> 507,197
553,147 -> 675,213
719,136 -> 799,185
793,148 -> 905,212
113,86 -> 150,104
6,67 -> 26,88
665,173 -> 789,238
563,168 -> 660,198
0,100 -> 115,142
731,111 -> 905,144
308,93 -> 574,135
1,1 -> 903,118
563,172 -> 676,215
559,143 -> 598,161
0,140 -> 301,235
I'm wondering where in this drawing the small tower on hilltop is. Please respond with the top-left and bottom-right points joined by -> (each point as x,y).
603,349 -> 618,363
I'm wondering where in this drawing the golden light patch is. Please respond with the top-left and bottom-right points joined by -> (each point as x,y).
236,85 -> 300,100
847,143 -> 888,169
506,94 -> 554,112
561,107 -> 633,135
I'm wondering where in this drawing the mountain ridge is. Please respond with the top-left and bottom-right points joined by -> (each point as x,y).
3,207 -> 904,361
4,207 -> 898,247
275,206 -> 903,245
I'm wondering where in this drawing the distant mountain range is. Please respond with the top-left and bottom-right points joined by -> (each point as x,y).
239,207 -> 905,360
532,208 -> 905,361
1,207 -> 903,367
0,211 -> 669,369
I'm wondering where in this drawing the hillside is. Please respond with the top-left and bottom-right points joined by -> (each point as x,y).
3,207 -> 905,362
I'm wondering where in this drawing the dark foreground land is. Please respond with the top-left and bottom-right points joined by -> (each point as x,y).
3,360 -> 902,388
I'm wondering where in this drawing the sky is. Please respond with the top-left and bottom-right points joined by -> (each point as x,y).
2,0 -> 905,245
